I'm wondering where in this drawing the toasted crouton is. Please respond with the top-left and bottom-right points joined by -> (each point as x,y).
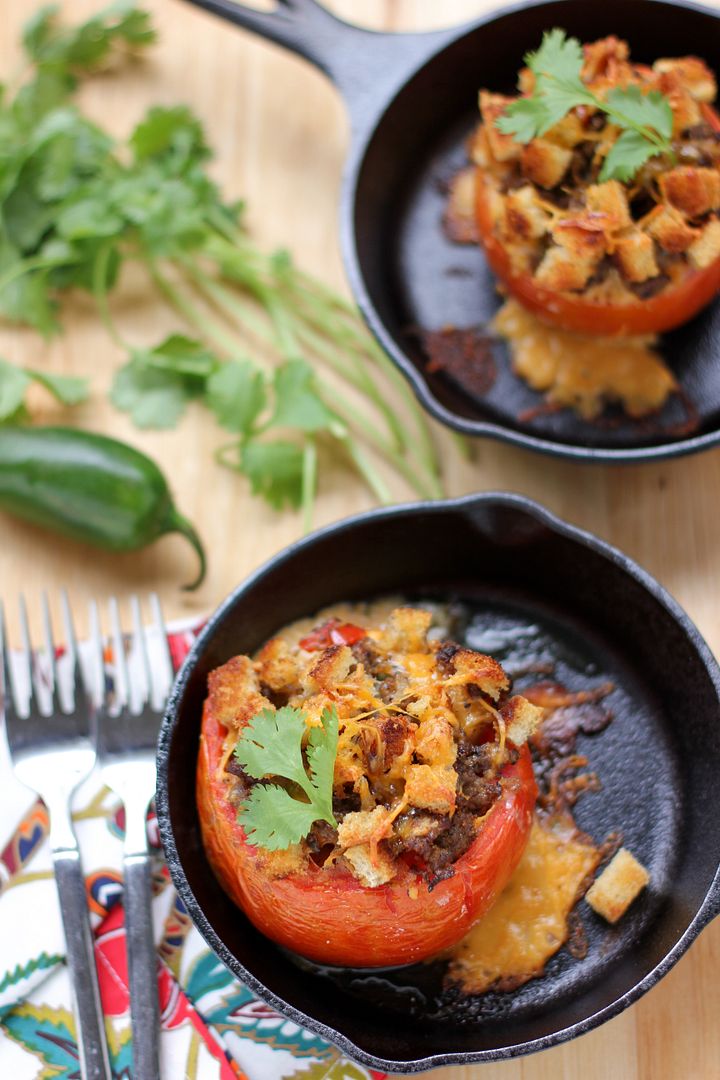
413,712 -> 457,767
304,644 -> 354,693
659,166 -> 720,218
582,36 -> 629,83
533,246 -> 597,291
544,111 -> 587,148
337,806 -> 392,849
521,138 -> 573,189
655,69 -> 704,133
504,185 -> 551,242
404,764 -> 457,814
614,230 -> 660,282
443,648 -> 509,700
254,637 -> 301,696
552,218 -> 607,261
444,167 -> 479,243
382,607 -> 432,653
343,844 -> 397,887
207,656 -> 271,729
585,181 -> 632,231
480,91 -> 523,163
645,204 -> 700,253
585,847 -> 649,923
500,696 -> 543,747
687,217 -> 720,268
654,56 -> 717,103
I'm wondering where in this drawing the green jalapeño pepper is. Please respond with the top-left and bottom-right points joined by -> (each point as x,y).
0,426 -> 206,589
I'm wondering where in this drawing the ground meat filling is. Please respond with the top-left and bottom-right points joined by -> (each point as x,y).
217,606 -> 542,889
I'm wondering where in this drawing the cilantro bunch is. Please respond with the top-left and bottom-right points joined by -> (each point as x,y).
0,3 -> 446,523
497,29 -> 675,182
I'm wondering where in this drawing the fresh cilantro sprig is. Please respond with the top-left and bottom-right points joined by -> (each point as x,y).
496,29 -> 675,182
234,705 -> 338,851
112,339 -> 337,514
0,4 -> 447,522
0,358 -> 88,423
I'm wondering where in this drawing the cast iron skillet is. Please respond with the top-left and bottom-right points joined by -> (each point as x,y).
156,494 -> 720,1072
186,0 -> 720,462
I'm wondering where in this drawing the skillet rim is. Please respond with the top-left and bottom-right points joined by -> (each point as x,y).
156,491 -> 720,1071
339,0 -> 720,465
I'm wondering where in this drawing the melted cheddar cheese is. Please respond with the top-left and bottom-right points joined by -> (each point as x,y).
494,299 -> 676,419
447,815 -> 600,993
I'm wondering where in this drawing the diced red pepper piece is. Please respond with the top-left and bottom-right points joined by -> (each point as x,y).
299,618 -> 366,651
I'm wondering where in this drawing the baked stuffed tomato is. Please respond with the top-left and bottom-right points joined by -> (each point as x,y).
472,33 -> 720,335
197,606 -> 539,968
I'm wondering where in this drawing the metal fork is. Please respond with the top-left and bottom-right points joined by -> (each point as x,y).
0,595 -> 111,1080
93,595 -> 173,1080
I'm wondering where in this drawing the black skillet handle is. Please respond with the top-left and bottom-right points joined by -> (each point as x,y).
186,0 -> 464,145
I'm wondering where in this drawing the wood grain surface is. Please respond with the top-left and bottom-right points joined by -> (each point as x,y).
1,1 -> 719,1076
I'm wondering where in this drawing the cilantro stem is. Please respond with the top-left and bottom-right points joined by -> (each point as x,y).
176,259 -> 275,369
189,260 -> 408,457
0,254 -> 80,298
288,315 -> 406,454
145,258 -> 242,357
276,263 -> 443,490
600,102 -> 672,155
301,438 -> 317,533
338,436 -> 392,504
291,284 -> 442,485
179,255 -> 437,500
203,224 -> 444,492
450,430 -> 474,460
327,393 -> 436,500
92,241 -> 126,349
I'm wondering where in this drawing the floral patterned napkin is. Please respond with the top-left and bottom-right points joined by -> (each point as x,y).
0,619 -> 387,1080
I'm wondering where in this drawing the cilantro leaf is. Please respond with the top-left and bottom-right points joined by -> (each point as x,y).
498,30 -> 589,142
129,106 -> 210,170
235,706 -> 310,785
605,85 -> 674,141
494,29 -> 675,182
525,27 -> 584,85
0,360 -> 31,421
111,334 -> 218,429
205,360 -> 266,434
137,333 -> 217,377
234,705 -> 338,850
599,128 -> 659,183
496,97 -> 549,142
239,439 -> 305,509
22,2 -> 155,71
269,359 -> 334,432
111,363 -> 191,429
56,196 -> 124,240
27,369 -> 89,404
0,358 -> 88,421
239,785 -> 322,851
305,708 -> 339,823
0,235 -> 58,335
534,79 -> 594,134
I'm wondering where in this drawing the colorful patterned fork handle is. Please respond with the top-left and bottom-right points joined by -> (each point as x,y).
0,617 -> 387,1080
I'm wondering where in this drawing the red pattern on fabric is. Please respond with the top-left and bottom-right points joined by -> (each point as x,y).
94,905 -> 243,1079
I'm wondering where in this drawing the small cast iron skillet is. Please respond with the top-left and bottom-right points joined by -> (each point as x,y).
156,494 -> 720,1072
186,0 -> 720,462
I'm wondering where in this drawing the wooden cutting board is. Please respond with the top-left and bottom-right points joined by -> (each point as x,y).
1,1 -> 718,1076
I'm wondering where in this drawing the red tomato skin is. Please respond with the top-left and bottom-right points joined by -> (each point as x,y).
197,703 -> 537,968
474,169 -> 720,336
